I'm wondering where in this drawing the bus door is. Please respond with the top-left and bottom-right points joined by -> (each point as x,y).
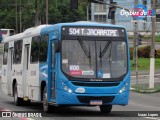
23,44 -> 30,99
7,47 -> 13,95
50,42 -> 56,100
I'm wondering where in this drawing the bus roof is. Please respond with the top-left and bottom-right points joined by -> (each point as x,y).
2,25 -> 52,43
55,21 -> 126,29
0,28 -> 14,30
2,21 -> 126,43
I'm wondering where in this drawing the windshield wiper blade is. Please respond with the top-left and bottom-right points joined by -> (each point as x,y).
99,45 -> 102,68
99,41 -> 111,59
108,42 -> 112,77
88,45 -> 91,68
78,40 -> 92,68
78,39 -> 90,58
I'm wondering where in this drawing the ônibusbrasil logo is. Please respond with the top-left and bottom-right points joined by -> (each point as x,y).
120,4 -> 156,20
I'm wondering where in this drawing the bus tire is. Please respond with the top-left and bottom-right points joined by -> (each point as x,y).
24,99 -> 31,105
13,84 -> 23,106
99,105 -> 112,113
43,86 -> 53,113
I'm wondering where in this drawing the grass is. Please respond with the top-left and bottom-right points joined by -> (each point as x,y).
130,58 -> 160,71
131,83 -> 160,93
155,36 -> 160,42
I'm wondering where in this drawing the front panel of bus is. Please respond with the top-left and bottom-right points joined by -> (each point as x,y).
55,26 -> 130,106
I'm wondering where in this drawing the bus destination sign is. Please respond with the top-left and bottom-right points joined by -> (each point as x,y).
62,26 -> 125,37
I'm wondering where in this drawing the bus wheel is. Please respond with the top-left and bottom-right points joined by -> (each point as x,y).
24,99 -> 31,105
43,86 -> 53,113
99,105 -> 112,113
13,84 -> 23,106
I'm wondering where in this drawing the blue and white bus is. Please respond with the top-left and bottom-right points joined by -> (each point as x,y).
1,21 -> 130,113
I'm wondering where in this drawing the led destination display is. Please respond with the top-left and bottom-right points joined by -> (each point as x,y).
62,26 -> 126,37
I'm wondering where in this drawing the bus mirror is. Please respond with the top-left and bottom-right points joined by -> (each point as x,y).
54,40 -> 61,52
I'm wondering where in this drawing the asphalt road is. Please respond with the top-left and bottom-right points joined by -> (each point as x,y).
0,78 -> 160,120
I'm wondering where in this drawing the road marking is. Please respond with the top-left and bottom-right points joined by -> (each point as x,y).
145,117 -> 160,120
25,118 -> 35,120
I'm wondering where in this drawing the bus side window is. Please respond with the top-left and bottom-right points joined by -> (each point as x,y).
39,35 -> 48,62
30,36 -> 40,63
10,30 -> 15,36
13,40 -> 23,64
51,43 -> 55,68
3,43 -> 9,65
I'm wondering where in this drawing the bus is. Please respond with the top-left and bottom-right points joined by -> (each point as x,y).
1,21 -> 130,113
0,29 -> 15,43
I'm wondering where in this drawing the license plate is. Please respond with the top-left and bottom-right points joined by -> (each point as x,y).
90,100 -> 102,105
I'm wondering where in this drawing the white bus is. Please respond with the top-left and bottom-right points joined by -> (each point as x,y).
0,29 -> 15,43
1,25 -> 49,105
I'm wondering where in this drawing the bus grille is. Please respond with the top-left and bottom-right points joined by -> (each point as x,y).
77,96 -> 115,104
72,82 -> 120,87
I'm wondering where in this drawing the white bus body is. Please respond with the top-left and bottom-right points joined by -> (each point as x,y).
1,25 -> 50,102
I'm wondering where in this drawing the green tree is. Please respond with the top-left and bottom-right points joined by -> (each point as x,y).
0,0 -> 86,33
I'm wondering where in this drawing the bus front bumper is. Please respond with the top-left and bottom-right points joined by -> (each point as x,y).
55,89 -> 129,106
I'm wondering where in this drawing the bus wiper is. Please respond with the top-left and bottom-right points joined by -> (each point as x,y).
88,45 -> 91,68
78,39 -> 90,58
78,40 -> 92,68
99,45 -> 102,68
108,42 -> 112,77
99,41 -> 111,59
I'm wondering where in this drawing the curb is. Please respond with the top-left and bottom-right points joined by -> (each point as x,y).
130,87 -> 158,93
130,87 -> 136,91
131,74 -> 160,78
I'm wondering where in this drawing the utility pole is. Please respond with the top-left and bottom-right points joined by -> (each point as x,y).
45,0 -> 48,24
149,0 -> 156,89
133,0 -> 139,84
87,0 -> 89,21
15,0 -> 18,33
135,20 -> 139,84
19,0 -> 22,32
143,0 -> 147,31
35,0 -> 39,26
133,0 -> 138,67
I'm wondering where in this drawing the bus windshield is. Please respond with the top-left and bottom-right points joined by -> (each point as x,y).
62,39 -> 127,80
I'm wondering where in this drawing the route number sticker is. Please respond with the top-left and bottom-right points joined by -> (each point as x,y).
70,65 -> 80,71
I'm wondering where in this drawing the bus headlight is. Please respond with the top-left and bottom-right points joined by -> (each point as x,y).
119,82 -> 128,94
63,85 -> 72,93
68,89 -> 72,93
61,81 -> 72,93
119,86 -> 126,93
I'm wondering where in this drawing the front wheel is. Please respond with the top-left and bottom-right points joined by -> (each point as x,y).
43,86 -> 53,113
13,83 -> 23,106
99,105 -> 112,113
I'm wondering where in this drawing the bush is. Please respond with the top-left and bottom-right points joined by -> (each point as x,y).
156,49 -> 160,58
138,47 -> 144,57
129,46 -> 160,59
130,47 -> 133,60
138,46 -> 151,58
